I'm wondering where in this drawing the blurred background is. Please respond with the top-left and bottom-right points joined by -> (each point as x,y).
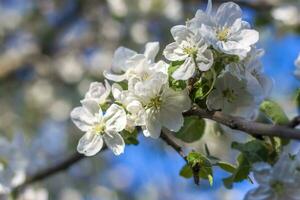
0,0 -> 299,199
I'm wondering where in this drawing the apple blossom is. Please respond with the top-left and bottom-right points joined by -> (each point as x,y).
83,80 -> 111,105
206,71 -> 256,118
103,42 -> 165,82
163,25 -> 213,80
244,153 -> 300,200
133,72 -> 191,138
70,100 -> 127,156
187,0 -> 259,58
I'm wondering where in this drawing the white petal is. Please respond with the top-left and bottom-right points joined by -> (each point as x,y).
81,99 -> 102,116
244,186 -> 276,200
126,100 -> 143,114
103,70 -> 127,82
170,25 -> 192,43
160,108 -> 184,132
163,87 -> 191,112
196,50 -> 214,71
112,47 -> 137,72
103,132 -> 125,155
144,42 -> 159,62
252,162 -> 272,185
77,132 -> 103,156
70,107 -> 94,131
143,110 -> 162,139
112,83 -> 123,101
172,57 -> 196,80
235,29 -> 259,46
104,104 -> 127,132
215,2 -> 242,27
163,42 -> 187,61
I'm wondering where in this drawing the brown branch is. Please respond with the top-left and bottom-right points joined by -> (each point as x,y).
160,130 -> 187,162
184,107 -> 300,140
9,108 -> 300,195
12,145 -> 107,195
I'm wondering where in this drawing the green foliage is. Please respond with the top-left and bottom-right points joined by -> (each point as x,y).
180,152 -> 213,186
222,140 -> 271,189
168,61 -> 187,90
260,100 -> 289,125
122,129 -> 139,145
179,164 -> 193,178
191,69 -> 216,103
260,100 -> 290,146
296,89 -> 300,113
174,116 -> 206,143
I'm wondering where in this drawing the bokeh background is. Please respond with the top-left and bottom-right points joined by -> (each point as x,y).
0,0 -> 299,199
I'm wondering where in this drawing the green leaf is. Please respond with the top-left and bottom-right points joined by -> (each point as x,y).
222,140 -> 271,189
179,164 -> 193,179
296,89 -> 300,114
168,61 -> 187,91
121,129 -> 139,145
217,161 -> 236,173
260,100 -> 290,146
231,140 -> 270,163
174,116 -> 206,143
260,100 -> 289,125
186,152 -> 214,186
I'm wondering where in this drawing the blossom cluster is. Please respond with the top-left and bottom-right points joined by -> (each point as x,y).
70,0 -> 272,156
245,151 -> 300,200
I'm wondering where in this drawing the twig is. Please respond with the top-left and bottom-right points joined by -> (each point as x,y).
12,145 -> 107,195
160,130 -> 187,162
184,107 -> 300,140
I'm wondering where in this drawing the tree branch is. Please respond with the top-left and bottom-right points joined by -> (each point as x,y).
160,130 -> 187,162
10,107 -> 300,195
184,107 -> 300,140
12,145 -> 107,195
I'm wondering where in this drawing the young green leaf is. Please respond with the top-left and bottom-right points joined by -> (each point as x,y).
174,116 -> 206,143
260,100 -> 289,125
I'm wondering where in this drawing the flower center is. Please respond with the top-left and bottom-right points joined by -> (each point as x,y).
147,96 -> 162,109
222,88 -> 237,103
93,123 -> 105,135
183,46 -> 198,57
271,181 -> 284,195
217,28 -> 230,41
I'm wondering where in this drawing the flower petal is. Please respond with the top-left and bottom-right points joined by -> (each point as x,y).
103,132 -> 125,155
215,2 -> 242,27
70,107 -> 94,131
143,109 -> 162,139
77,132 -> 103,156
104,104 -> 127,132
163,42 -> 187,61
172,57 -> 195,80
170,25 -> 192,43
144,42 -> 159,62
112,47 -> 137,73
196,49 -> 214,71
103,70 -> 127,82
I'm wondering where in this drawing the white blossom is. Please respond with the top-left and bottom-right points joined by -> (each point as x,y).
187,0 -> 259,58
294,53 -> 300,79
244,152 -> 300,200
70,100 -> 127,156
206,71 -> 256,118
103,42 -> 164,82
226,48 -> 273,104
83,80 -> 111,105
163,25 -> 213,80
132,72 -> 191,138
